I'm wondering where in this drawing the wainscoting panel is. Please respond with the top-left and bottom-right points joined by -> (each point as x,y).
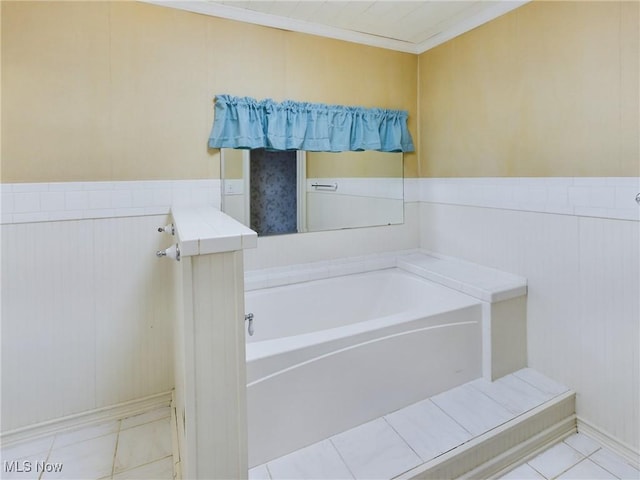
419,197 -> 639,453
1,215 -> 176,432
1,221 -> 97,430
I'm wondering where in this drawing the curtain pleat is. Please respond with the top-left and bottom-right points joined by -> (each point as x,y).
208,95 -> 414,153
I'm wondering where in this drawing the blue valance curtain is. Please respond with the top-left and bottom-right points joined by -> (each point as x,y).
208,94 -> 414,153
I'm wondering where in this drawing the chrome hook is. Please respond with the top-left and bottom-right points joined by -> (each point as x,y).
157,224 -> 175,235
156,244 -> 180,261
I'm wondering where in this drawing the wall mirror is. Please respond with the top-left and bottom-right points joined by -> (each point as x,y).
220,149 -> 404,236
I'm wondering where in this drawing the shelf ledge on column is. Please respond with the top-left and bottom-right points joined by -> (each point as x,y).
171,206 -> 257,257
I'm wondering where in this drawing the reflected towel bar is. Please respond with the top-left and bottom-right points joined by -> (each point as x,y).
311,182 -> 338,191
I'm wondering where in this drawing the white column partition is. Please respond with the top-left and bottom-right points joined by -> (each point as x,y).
169,206 -> 257,479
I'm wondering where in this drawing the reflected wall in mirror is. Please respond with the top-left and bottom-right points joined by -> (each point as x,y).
221,149 -> 403,236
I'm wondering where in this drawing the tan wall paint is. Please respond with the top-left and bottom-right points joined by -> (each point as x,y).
1,1 -> 418,183
418,1 -> 639,178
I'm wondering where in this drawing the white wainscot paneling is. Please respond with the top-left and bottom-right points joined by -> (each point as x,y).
1,215 -> 176,432
1,179 -> 221,224
306,177 -> 405,231
244,202 -> 420,270
1,221 -> 97,430
420,177 -> 640,221
418,201 -> 640,454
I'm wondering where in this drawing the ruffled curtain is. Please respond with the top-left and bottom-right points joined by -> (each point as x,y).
208,94 -> 414,153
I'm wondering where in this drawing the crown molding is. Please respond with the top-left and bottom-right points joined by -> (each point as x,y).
414,1 -> 530,53
141,1 -> 418,53
140,1 -> 531,55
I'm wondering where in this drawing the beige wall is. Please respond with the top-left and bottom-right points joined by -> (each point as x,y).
418,1 -> 639,178
1,1 -> 418,183
6,1 -> 634,183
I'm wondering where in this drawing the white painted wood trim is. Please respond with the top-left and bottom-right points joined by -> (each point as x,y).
577,417 -> 640,469
243,150 -> 251,227
398,391 -> 576,479
419,177 -> 640,221
296,151 -> 307,233
414,1 -> 531,53
139,1 -> 531,54
0,391 -> 172,448
141,0 -> 417,53
179,251 -> 248,479
1,179 -> 220,224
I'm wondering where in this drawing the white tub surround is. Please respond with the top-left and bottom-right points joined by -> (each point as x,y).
169,206 -> 256,480
397,253 -> 528,381
243,251 -> 528,467
419,178 -> 640,460
251,369 -> 576,480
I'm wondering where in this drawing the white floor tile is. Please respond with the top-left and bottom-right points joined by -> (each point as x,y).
42,433 -> 118,480
53,421 -> 120,450
384,398 -> 473,462
499,463 -> 545,479
267,440 -> 353,479
563,433 -> 601,457
1,436 -> 55,463
330,418 -> 421,479
249,464 -> 271,479
513,368 -> 569,397
557,459 -> 618,479
120,407 -> 171,431
528,442 -> 585,479
113,418 -> 172,474
1,452 -> 47,480
469,374 -> 552,415
430,383 -> 514,436
112,456 -> 174,480
590,448 -> 640,480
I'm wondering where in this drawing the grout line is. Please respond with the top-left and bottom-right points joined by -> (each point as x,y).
264,462 -> 274,480
328,437 -> 357,480
37,437 -> 55,480
382,416 -> 423,462
467,377 -> 538,418
549,456 -> 589,480
429,397 -> 475,439
511,370 -> 568,400
525,460 -> 548,479
112,454 -> 173,477
583,446 -> 631,480
110,420 -> 122,479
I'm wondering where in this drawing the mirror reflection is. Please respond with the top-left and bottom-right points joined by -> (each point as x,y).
221,149 -> 403,236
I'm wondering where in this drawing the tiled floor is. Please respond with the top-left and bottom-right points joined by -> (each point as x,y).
500,433 -> 640,480
1,407 -> 174,480
3,376 -> 639,480
249,368 -> 574,479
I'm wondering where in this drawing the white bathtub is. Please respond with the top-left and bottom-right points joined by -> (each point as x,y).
245,268 -> 483,467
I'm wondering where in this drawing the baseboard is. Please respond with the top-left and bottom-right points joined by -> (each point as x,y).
1,391 -> 172,448
576,417 -> 640,469
480,417 -> 576,479
397,391 -> 576,480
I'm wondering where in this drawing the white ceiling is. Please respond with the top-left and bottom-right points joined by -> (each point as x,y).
144,0 -> 530,53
